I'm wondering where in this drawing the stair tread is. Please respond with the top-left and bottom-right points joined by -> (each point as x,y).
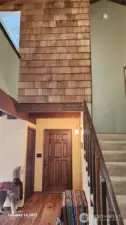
103,150 -> 126,154
100,141 -> 126,144
100,140 -> 126,151
98,133 -> 126,220
106,162 -> 126,165
102,149 -> 126,151
110,176 -> 126,181
116,195 -> 126,204
97,134 -> 126,140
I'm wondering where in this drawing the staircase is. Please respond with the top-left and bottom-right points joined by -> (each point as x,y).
98,134 -> 126,225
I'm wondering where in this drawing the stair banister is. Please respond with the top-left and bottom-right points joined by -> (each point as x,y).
83,101 -> 124,225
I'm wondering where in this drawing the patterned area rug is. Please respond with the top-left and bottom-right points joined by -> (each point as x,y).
61,190 -> 88,225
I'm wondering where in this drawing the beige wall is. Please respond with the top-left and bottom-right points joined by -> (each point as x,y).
0,26 -> 20,100
0,116 -> 26,207
0,117 -> 26,182
0,117 -> 36,207
34,117 -> 82,192
91,1 -> 126,132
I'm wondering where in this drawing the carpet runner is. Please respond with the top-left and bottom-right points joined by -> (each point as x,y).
61,190 -> 88,225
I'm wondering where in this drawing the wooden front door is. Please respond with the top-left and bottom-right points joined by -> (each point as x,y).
25,128 -> 36,200
43,129 -> 72,192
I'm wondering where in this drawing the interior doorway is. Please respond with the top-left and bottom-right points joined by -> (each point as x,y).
43,129 -> 72,192
25,127 -> 36,200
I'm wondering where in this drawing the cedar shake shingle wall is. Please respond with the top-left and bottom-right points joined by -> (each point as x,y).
0,0 -> 91,103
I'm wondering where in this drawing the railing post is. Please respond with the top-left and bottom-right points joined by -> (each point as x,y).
92,139 -> 97,216
95,156 -> 101,225
101,178 -> 107,225
89,128 -> 93,194
87,125 -> 90,175
83,104 -> 87,163
88,125 -> 91,177
109,211 -> 117,225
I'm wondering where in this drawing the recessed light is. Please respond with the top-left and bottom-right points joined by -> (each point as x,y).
103,13 -> 108,19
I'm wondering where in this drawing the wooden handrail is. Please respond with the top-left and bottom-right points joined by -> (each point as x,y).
83,101 -> 124,225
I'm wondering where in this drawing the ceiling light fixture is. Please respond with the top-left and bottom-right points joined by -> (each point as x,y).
75,127 -> 79,135
103,13 -> 108,19
74,125 -> 83,135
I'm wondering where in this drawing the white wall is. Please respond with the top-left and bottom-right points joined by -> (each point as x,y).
0,116 -> 26,182
0,26 -> 20,100
0,116 -> 27,207
91,1 -> 126,132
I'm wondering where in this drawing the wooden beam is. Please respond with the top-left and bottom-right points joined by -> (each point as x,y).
29,112 -> 81,119
16,102 -> 83,113
0,0 -> 13,5
0,89 -> 36,124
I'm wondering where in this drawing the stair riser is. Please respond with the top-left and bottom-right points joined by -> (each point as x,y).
103,153 -> 126,162
100,142 -> 126,150
98,133 -> 126,221
98,134 -> 126,141
123,219 -> 126,225
118,206 -> 126,218
107,165 -> 126,176
112,182 -> 126,195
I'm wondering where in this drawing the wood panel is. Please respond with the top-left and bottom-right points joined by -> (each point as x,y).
25,127 -> 36,200
43,129 -> 72,192
0,0 -> 12,6
1,0 -> 126,6
29,112 -> 80,119
0,88 -> 35,123
0,0 -> 91,104
16,102 -> 83,112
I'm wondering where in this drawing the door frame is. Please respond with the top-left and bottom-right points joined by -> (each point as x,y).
25,127 -> 36,200
42,129 -> 72,192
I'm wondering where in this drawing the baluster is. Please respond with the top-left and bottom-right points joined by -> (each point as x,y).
109,211 -> 117,225
86,123 -> 90,173
84,114 -> 88,164
84,114 -> 86,161
88,128 -> 93,207
92,139 -> 97,216
88,125 -> 91,177
89,128 -> 93,194
95,156 -> 101,225
85,126 -> 89,172
101,178 -> 107,225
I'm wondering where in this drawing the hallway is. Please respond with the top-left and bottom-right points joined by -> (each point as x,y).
0,194 -> 62,225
